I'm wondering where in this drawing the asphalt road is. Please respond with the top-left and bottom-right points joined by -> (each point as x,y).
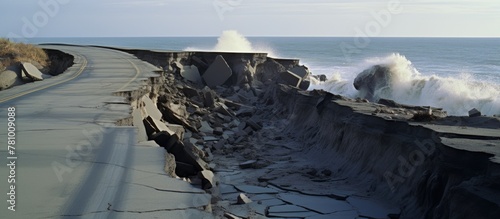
0,46 -> 212,219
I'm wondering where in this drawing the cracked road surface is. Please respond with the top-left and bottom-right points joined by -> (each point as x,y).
0,46 -> 212,219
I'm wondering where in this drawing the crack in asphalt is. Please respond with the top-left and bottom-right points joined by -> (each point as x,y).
127,182 -> 207,194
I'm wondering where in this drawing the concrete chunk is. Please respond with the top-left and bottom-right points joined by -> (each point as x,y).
199,170 -> 215,189
279,71 -> 302,88
180,65 -> 202,84
21,62 -> 43,81
290,65 -> 310,78
203,55 -> 232,88
469,108 -> 481,117
237,193 -> 252,204
142,95 -> 163,121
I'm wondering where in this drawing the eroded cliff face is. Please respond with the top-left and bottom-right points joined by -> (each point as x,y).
272,85 -> 500,218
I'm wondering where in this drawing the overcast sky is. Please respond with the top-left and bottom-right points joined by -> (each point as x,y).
1,0 -> 499,37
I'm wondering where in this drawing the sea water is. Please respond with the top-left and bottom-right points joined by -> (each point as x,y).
28,32 -> 500,116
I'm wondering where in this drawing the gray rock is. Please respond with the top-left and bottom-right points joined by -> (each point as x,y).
203,86 -> 216,108
469,108 -> 481,117
353,65 -> 392,101
214,127 -> 224,136
199,170 -> 215,190
203,55 -> 232,88
21,62 -> 43,81
279,71 -> 302,88
180,65 -> 202,84
237,193 -> 252,204
255,59 -> 286,82
246,119 -> 262,131
164,152 -> 177,178
0,70 -> 21,90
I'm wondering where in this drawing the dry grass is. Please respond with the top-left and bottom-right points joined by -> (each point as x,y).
0,38 -> 48,68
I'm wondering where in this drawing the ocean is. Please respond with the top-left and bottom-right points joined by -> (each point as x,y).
27,34 -> 500,116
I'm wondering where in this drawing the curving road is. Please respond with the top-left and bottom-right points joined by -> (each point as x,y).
0,46 -> 212,219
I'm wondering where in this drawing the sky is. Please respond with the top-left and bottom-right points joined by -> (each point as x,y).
1,0 -> 499,38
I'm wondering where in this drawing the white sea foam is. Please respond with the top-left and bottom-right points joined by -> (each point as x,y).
312,53 -> 500,116
184,30 -> 276,56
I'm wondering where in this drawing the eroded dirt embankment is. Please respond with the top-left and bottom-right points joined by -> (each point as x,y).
110,47 -> 500,219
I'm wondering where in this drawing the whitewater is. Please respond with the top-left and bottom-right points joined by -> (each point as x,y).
195,31 -> 500,116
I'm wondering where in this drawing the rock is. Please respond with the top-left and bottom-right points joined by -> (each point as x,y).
151,131 -> 180,151
0,70 -> 21,90
21,62 -> 44,81
215,103 -> 236,117
255,59 -> 286,82
180,65 -> 202,84
353,65 -> 393,101
199,170 -> 215,190
164,152 -> 177,178
175,161 -> 198,177
239,160 -> 257,169
214,127 -> 224,136
203,87 -> 216,108
278,71 -> 302,88
299,80 -> 311,90
319,74 -> 327,82
290,65 -> 310,78
203,55 -> 232,88
469,108 -> 481,117
234,60 -> 255,86
182,85 -> 200,98
237,193 -> 252,204
200,121 -> 214,133
158,102 -> 198,132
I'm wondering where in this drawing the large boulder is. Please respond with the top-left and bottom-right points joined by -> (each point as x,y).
202,55 -> 233,88
0,70 -> 21,90
353,65 -> 392,101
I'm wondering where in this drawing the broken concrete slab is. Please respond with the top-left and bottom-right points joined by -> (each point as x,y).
21,62 -> 44,81
224,212 -> 242,219
132,108 -> 148,142
142,95 -> 163,121
234,185 -> 279,194
180,65 -> 202,84
203,55 -> 233,88
200,121 -> 214,133
469,108 -> 482,117
278,193 -> 354,214
199,170 -> 215,190
346,196 -> 401,219
182,85 -> 200,98
220,184 -> 238,194
269,204 -> 311,213
279,70 -> 302,88
237,193 -> 252,204
290,65 -> 310,78
246,119 -> 262,131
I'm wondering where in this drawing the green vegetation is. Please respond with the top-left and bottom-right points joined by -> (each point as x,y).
0,38 -> 48,69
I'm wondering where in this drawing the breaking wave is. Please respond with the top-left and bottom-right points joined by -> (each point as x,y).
184,30 -> 276,57
312,53 -> 500,116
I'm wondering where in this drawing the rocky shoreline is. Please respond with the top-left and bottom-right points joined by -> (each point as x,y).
109,47 -> 500,219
